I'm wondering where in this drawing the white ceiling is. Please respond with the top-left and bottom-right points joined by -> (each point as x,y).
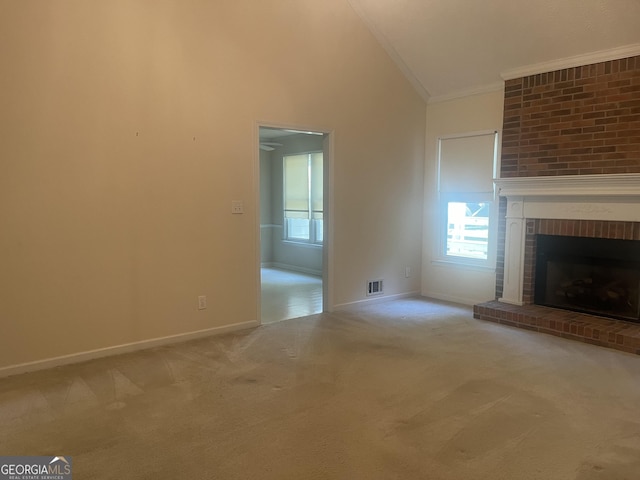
349,0 -> 640,101
259,128 -> 298,141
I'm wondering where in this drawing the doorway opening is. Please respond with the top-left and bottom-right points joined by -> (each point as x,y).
258,126 -> 330,324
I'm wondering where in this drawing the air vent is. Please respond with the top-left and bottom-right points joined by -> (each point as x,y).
367,279 -> 384,296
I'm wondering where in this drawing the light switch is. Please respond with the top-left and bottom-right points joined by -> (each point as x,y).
231,200 -> 244,214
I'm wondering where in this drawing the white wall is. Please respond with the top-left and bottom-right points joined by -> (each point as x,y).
422,90 -> 504,305
0,0 -> 426,370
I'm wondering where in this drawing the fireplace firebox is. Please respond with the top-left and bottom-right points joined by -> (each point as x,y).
534,235 -> 640,323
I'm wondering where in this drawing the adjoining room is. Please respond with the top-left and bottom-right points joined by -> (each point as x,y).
259,127 -> 326,324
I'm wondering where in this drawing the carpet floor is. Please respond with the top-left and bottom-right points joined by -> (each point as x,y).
1,297 -> 640,479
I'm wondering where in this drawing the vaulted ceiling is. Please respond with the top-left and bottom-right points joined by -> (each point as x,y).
349,0 -> 640,102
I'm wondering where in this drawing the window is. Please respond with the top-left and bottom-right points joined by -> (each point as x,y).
437,131 -> 498,265
283,152 -> 323,244
446,201 -> 490,259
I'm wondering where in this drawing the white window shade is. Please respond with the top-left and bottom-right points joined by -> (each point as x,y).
438,133 -> 497,195
284,154 -> 309,219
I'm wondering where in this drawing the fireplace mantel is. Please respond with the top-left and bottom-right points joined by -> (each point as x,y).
495,173 -> 640,197
495,173 -> 640,306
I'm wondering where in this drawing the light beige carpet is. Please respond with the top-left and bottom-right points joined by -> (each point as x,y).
2,298 -> 640,479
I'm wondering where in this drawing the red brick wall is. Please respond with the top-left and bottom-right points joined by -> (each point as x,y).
501,55 -> 640,177
494,55 -> 640,301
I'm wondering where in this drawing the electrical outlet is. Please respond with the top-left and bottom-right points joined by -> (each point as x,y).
198,295 -> 207,310
231,200 -> 244,214
405,266 -> 411,278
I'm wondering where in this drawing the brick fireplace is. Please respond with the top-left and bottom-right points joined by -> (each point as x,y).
473,54 -> 640,354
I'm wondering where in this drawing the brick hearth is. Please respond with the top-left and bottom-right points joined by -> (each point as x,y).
474,301 -> 640,355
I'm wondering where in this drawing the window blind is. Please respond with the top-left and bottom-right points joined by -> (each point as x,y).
284,154 -> 309,219
438,132 -> 497,195
284,152 -> 323,220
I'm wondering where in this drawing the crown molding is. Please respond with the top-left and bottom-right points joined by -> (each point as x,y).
347,0 -> 431,103
427,82 -> 504,105
501,44 -> 640,81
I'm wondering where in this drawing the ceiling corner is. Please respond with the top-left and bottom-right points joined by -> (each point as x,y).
347,0 -> 431,103
501,43 -> 640,80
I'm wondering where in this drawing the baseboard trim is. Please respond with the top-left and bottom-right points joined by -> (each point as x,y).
0,320 -> 259,379
420,291 -> 479,307
333,291 -> 419,310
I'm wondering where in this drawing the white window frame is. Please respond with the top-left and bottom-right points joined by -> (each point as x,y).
435,131 -> 499,269
283,151 -> 323,245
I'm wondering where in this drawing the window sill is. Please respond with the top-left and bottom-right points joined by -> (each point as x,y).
282,240 -> 323,249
